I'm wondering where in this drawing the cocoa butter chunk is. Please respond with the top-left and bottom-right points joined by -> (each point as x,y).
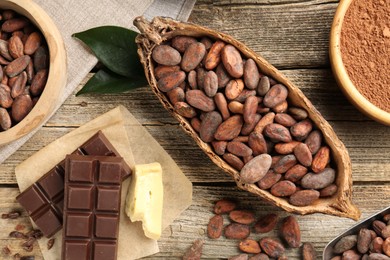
221,44 -> 244,78
333,235 -> 358,254
152,45 -> 181,66
181,42 -> 206,72
240,154 -> 272,184
300,168 -> 336,190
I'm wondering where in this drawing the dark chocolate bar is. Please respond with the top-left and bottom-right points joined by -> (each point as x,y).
16,131 -> 131,238
62,155 -> 122,260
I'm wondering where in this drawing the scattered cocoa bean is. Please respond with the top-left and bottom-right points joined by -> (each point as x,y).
302,242 -> 316,260
229,210 -> 255,225
207,214 -> 224,239
280,216 -> 301,248
254,213 -> 278,234
224,223 -> 250,239
239,239 -> 261,254
183,239 -> 204,260
214,199 -> 237,214
259,237 -> 285,258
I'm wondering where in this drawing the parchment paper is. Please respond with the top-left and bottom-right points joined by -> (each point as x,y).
15,106 -> 193,260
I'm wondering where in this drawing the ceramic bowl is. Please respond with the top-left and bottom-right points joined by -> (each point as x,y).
329,0 -> 390,126
0,0 -> 67,146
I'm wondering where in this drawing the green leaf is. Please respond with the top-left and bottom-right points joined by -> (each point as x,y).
73,26 -> 143,78
76,69 -> 147,96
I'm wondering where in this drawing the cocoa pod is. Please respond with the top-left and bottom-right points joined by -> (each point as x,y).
212,141 -> 227,156
214,93 -> 230,120
181,42 -> 206,72
229,210 -> 255,225
263,84 -> 288,108
259,237 -> 285,258
293,143 -> 312,167
301,168 -> 336,190
319,184 -> 338,197
274,141 -> 300,155
254,213 -> 278,234
264,123 -> 292,143
171,36 -> 197,53
274,113 -> 296,127
30,69 -> 48,96
223,153 -> 244,171
227,141 -> 252,157
0,107 -> 11,130
207,214 -> 223,239
214,199 -> 237,214
273,154 -> 297,174
333,235 -> 358,254
239,239 -> 261,254
289,190 -> 320,206
221,44 -> 243,78
205,40 -> 225,70
270,180 -> 296,197
305,130 -> 322,154
226,79 -> 244,100
5,54 -> 30,77
257,170 -> 282,190
243,96 -> 258,124
240,154 -> 272,184
311,146 -> 330,173
248,132 -> 268,156
154,65 -> 180,79
284,164 -> 308,183
215,115 -> 243,141
280,216 -> 301,248
152,45 -> 181,66
216,63 -> 231,88
157,70 -> 186,92
224,223 -> 250,239
186,89 -> 216,112
357,228 -> 372,254
11,94 -> 33,122
174,102 -> 197,118
257,76 -> 270,96
302,242 -> 316,260
290,119 -> 313,141
203,70 -> 218,97
200,111 -> 223,142
244,59 -> 260,90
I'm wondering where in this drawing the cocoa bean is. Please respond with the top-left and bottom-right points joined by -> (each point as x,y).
0,39 -> 13,61
302,242 -> 316,260
290,119 -> 313,141
221,44 -> 244,78
274,113 -> 297,127
214,93 -> 230,120
205,40 -> 225,70
249,253 -> 270,260
196,67 -> 206,89
157,70 -> 186,92
368,253 -> 390,260
215,115 -> 243,141
382,226 -> 390,239
229,210 -> 255,225
226,79 -> 244,100
214,199 -> 237,214
253,112 -> 275,134
186,89 -> 216,112
216,63 -> 231,88
333,235 -> 358,254
370,237 -> 384,253
271,180 -> 296,197
167,87 -> 185,105
357,228 -> 372,254
26,60 -> 34,83
243,155 -> 253,164
319,184 -> 338,197
11,94 -> 33,122
11,70 -> 27,98
191,117 -> 201,132
311,146 -> 330,173
203,70 -> 218,97
1,18 -> 29,33
154,65 -> 180,80
212,141 -> 227,155
274,141 -> 300,155
263,84 -> 288,108
273,154 -> 297,174
342,249 -> 361,260
229,101 -> 244,114
244,59 -> 260,90
174,102 -> 197,118
181,42 -> 206,72
288,107 -> 308,120
257,76 -> 270,96
30,69 -> 48,96
9,35 -> 24,58
152,45 -> 181,66
224,223 -> 250,239
241,114 -> 261,136
0,107 -> 11,130
239,239 -> 261,254
248,132 -> 268,156
264,123 -> 292,143
227,141 -> 252,157
373,220 -> 387,237
383,237 -> 390,256
243,96 -> 258,124
171,36 -> 197,53
257,170 -> 282,190
285,164 -> 308,183
273,100 -> 288,113
188,70 -> 197,89
200,111 -> 223,142
5,54 -> 30,77
229,254 -> 249,260
183,239 -> 204,260
223,153 -> 245,170
293,143 -> 312,167
0,83 -> 13,108
259,237 -> 285,258
305,130 -> 322,154
301,168 -> 335,190
280,216 -> 301,248
289,189 -> 320,206
240,154 -> 272,184
33,45 -> 49,71
254,213 -> 278,234
207,214 -> 224,239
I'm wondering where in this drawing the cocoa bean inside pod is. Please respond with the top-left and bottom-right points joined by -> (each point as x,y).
134,16 -> 360,220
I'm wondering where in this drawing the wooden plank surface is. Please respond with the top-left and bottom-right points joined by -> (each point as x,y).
1,0 -> 389,259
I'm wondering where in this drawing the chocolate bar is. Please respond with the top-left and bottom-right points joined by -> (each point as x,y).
16,131 -> 131,237
62,155 -> 123,260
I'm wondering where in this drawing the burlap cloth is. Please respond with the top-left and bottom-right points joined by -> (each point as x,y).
0,0 -> 196,163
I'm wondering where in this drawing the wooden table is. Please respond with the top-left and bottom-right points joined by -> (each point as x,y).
1,0 -> 390,259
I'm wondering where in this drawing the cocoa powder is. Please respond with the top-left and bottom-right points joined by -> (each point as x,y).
340,0 -> 390,112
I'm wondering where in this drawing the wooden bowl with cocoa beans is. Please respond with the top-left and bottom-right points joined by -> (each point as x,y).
0,0 -> 67,145
135,16 -> 361,220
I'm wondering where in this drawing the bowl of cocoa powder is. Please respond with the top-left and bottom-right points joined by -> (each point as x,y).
330,0 -> 390,125
0,0 -> 67,145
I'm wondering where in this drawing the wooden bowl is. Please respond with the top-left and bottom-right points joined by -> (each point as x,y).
135,16 -> 360,220
0,0 -> 67,146
329,0 -> 390,125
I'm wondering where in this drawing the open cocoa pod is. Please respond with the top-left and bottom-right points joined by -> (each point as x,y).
134,16 -> 360,220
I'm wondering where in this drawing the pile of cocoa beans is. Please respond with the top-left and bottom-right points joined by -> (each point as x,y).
152,35 -> 337,206
331,213 -> 390,260
207,199 -> 316,260
0,9 -> 49,131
